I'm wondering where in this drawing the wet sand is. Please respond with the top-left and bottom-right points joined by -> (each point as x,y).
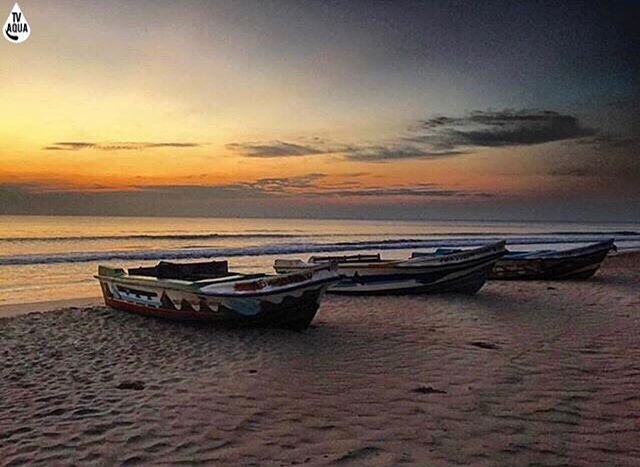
1,254 -> 639,466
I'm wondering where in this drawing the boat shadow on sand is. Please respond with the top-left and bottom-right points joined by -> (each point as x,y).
92,303 -> 382,365
90,268 -> 630,377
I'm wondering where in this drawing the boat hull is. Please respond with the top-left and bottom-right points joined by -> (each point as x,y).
275,242 -> 506,295
328,260 -> 498,295
490,241 -> 614,280
97,276 -> 335,331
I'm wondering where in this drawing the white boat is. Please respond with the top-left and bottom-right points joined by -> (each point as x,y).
95,260 -> 339,330
274,241 -> 506,295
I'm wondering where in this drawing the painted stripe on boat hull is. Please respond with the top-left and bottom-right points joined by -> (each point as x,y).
328,260 -> 498,295
275,246 -> 506,295
98,275 -> 334,330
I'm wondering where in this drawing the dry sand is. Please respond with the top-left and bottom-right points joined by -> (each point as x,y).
1,254 -> 639,466
0,297 -> 101,320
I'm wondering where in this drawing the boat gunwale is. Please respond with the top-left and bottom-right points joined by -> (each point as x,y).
327,259 -> 497,295
295,241 -> 507,270
501,240 -> 615,261
96,273 -> 340,299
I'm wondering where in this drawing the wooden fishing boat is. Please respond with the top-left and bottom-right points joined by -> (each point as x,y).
489,240 -> 616,280
95,260 -> 339,330
274,241 -> 506,295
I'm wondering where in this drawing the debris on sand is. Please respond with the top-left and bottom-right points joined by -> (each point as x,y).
469,341 -> 500,350
116,380 -> 145,390
412,386 -> 447,395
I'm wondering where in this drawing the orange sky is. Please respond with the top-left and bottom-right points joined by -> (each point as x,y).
1,1 -> 637,220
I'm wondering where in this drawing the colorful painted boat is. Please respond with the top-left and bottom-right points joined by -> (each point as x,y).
489,240 -> 616,280
95,260 -> 339,330
274,241 -> 506,295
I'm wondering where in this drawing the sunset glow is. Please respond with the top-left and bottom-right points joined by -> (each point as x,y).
1,1 -> 638,220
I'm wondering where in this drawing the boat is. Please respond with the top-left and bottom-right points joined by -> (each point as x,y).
489,239 -> 616,280
274,241 -> 506,295
95,260 -> 340,330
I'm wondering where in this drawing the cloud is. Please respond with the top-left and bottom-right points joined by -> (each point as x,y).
226,109 -> 596,163
340,172 -> 369,177
43,142 -> 203,151
546,167 -> 592,178
568,133 -> 640,150
305,185 -> 493,198
225,141 -> 336,158
134,173 -> 330,200
5,172 -> 489,203
45,142 -> 97,150
134,176 -> 490,200
227,139 -> 465,162
411,109 -> 596,150
341,145 -> 465,162
250,173 -> 327,191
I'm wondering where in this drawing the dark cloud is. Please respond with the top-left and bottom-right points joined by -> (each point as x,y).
227,139 -> 465,162
46,142 -> 97,150
569,133 -> 640,150
411,110 -> 596,150
341,145 -> 465,162
420,116 -> 458,129
146,143 -> 201,148
130,173 -> 329,200
1,173 -> 488,209
546,167 -> 592,178
544,146 -> 640,187
43,142 -> 202,151
340,172 -> 369,177
225,141 -> 334,158
250,173 -> 326,191
3,177 -> 637,221
227,109 -> 596,163
137,177 -> 489,200
308,185 -> 493,199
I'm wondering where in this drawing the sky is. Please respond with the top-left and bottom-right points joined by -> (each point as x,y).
0,0 -> 638,221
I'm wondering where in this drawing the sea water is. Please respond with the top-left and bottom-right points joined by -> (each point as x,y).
1,215 -> 639,305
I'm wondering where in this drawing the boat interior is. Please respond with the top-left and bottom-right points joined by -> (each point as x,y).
411,248 -> 466,258
128,260 -> 234,281
309,253 -> 381,264
501,250 -> 551,259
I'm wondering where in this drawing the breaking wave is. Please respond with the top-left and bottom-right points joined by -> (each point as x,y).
0,233 -> 304,242
1,234 -> 638,266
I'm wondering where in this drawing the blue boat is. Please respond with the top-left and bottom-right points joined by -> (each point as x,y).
489,240 -> 616,280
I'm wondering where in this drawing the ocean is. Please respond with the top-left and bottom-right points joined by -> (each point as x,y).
1,215 -> 639,305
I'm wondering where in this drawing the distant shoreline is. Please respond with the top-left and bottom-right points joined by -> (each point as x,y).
1,214 -> 639,224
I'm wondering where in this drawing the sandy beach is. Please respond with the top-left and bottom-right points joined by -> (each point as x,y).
1,253 -> 639,466
4,0 -> 638,463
